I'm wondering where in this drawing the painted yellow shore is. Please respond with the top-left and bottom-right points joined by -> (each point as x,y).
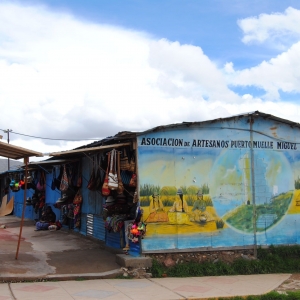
288,189 -> 300,214
143,206 -> 226,235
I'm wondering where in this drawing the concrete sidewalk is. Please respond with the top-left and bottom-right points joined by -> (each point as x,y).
0,216 -> 293,299
0,274 -> 291,299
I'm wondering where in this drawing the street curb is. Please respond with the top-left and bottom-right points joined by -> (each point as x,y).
0,269 -> 123,282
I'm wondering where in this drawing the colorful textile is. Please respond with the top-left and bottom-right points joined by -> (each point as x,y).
36,221 -> 49,230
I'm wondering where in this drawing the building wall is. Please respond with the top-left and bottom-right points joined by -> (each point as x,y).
12,171 -> 61,220
137,115 -> 300,252
12,157 -> 109,244
80,156 -> 105,241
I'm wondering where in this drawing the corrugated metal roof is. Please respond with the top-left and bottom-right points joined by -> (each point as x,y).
48,110 -> 300,158
48,131 -> 136,157
49,142 -> 132,157
0,141 -> 43,160
28,159 -> 78,166
137,111 -> 300,135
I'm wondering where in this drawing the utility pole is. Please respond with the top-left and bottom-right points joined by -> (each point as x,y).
4,129 -> 12,170
249,117 -> 257,259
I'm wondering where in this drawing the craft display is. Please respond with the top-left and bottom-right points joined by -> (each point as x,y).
51,167 -> 56,190
108,149 -> 118,190
120,148 -> 130,170
87,165 -> 96,191
102,152 -> 111,196
73,189 -> 82,204
117,151 -> 124,194
126,220 -> 146,244
2,145 -> 140,248
60,165 -> 69,192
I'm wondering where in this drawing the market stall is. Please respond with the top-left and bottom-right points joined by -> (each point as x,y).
0,140 -> 43,259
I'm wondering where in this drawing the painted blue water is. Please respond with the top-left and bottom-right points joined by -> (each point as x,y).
142,214 -> 300,251
256,214 -> 277,229
212,198 -> 244,217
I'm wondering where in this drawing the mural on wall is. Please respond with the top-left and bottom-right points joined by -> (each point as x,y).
137,122 -> 300,251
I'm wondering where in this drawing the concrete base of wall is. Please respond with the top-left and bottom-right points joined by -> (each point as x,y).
116,254 -> 152,269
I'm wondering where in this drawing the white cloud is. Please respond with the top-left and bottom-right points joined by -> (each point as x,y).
224,62 -> 235,74
238,7 -> 300,46
228,41 -> 300,100
0,2 -> 300,155
0,2 -> 238,148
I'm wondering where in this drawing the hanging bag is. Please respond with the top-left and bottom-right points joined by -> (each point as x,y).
120,170 -> 132,186
120,148 -> 130,171
68,165 -> 74,187
60,165 -> 69,192
55,166 -> 63,190
95,154 -> 103,190
102,152 -> 111,196
87,167 -> 96,190
98,155 -> 106,189
36,171 -> 46,192
87,156 -> 97,191
51,167 -> 56,190
129,173 -> 137,187
77,161 -> 82,188
74,205 -> 81,228
19,174 -> 25,190
73,189 -> 83,205
108,149 -> 118,190
128,151 -> 136,172
117,151 -> 124,194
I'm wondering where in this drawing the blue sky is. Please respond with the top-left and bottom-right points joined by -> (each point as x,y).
0,0 -> 300,154
30,0 -> 300,67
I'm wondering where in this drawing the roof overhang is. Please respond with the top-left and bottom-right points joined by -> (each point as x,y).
0,141 -> 43,160
25,158 -> 79,171
49,142 -> 132,157
28,159 -> 78,166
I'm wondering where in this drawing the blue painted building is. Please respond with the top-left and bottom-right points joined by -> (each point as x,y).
2,111 -> 300,255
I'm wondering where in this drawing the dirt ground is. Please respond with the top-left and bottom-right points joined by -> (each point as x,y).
0,215 -> 122,279
274,273 -> 300,292
149,252 -> 300,293
148,250 -> 256,266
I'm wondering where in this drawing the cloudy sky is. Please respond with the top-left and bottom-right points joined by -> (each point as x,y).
1,0 -> 300,159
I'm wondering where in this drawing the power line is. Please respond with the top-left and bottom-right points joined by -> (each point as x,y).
2,125 -> 300,144
1,129 -> 102,142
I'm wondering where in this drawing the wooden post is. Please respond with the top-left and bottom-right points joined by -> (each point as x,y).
15,157 -> 29,260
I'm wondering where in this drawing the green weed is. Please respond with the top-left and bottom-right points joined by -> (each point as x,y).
150,259 -> 166,278
151,245 -> 300,278
209,291 -> 300,299
75,277 -> 86,281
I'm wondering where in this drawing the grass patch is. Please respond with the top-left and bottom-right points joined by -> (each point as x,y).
75,277 -> 86,281
115,274 -> 134,279
210,291 -> 300,299
150,245 -> 300,278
